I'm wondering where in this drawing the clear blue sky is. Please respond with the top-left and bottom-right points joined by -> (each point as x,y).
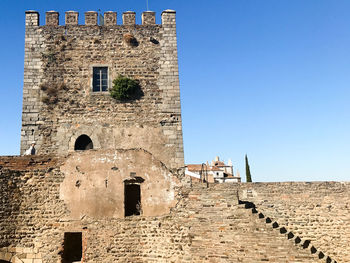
0,0 -> 349,182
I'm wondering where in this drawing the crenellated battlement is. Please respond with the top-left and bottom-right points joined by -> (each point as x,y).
25,10 -> 176,27
21,7 -> 184,169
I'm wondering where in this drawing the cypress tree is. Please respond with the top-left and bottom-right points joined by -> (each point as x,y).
245,154 -> 252,182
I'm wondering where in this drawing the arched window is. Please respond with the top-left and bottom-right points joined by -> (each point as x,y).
74,135 -> 93,151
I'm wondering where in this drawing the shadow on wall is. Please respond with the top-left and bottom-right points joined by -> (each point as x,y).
61,232 -> 82,263
238,200 -> 336,263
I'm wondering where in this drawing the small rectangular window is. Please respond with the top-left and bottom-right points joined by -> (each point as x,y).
93,67 -> 108,92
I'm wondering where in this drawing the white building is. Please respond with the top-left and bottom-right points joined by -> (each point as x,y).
186,156 -> 241,183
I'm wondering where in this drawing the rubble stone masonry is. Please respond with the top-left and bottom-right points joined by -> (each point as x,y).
0,156 -> 349,262
21,10 -> 184,169
8,8 -> 349,263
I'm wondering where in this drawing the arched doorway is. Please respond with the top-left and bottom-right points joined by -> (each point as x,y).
74,135 -> 93,151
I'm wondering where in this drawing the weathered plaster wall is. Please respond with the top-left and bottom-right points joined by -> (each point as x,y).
60,149 -> 181,219
21,10 -> 184,169
0,152 -> 184,263
1,156 -> 349,262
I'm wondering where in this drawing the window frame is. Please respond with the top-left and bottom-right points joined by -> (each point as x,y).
91,65 -> 111,93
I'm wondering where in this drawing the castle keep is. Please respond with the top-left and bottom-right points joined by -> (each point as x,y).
0,9 -> 349,263
21,10 -> 184,169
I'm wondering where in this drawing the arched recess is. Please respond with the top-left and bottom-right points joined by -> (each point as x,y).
74,134 -> 93,150
68,127 -> 102,153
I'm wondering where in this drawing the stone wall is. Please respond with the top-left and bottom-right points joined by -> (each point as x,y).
21,10 -> 184,169
238,182 -> 350,262
181,184 -> 330,262
1,156 -> 349,262
59,149 -> 183,219
0,160 -> 66,263
0,152 -> 185,263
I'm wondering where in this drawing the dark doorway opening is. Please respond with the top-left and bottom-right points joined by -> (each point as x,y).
61,232 -> 82,263
124,184 -> 141,217
0,260 -> 11,263
74,135 -> 93,151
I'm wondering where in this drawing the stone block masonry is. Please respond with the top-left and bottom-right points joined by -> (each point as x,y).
21,10 -> 184,169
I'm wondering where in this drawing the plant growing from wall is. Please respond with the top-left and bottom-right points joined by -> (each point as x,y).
110,75 -> 140,101
245,154 -> 252,182
41,51 -> 56,65
40,82 -> 67,107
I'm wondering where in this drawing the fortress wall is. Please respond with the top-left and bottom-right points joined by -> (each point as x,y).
81,184 -> 322,263
0,157 -> 348,262
0,162 -> 67,262
175,184 -> 321,263
238,182 -> 350,262
0,156 -> 60,251
0,154 -> 186,263
21,10 -> 184,169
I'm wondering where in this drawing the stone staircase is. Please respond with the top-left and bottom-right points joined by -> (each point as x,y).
178,184 -> 326,262
239,200 -> 338,263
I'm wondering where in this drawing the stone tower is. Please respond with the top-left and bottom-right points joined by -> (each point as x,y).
21,10 -> 184,169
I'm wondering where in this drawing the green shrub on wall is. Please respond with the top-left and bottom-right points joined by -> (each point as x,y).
110,75 -> 140,101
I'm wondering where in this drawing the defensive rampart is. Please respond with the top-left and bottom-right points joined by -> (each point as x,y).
238,182 -> 350,262
0,156 -> 349,262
